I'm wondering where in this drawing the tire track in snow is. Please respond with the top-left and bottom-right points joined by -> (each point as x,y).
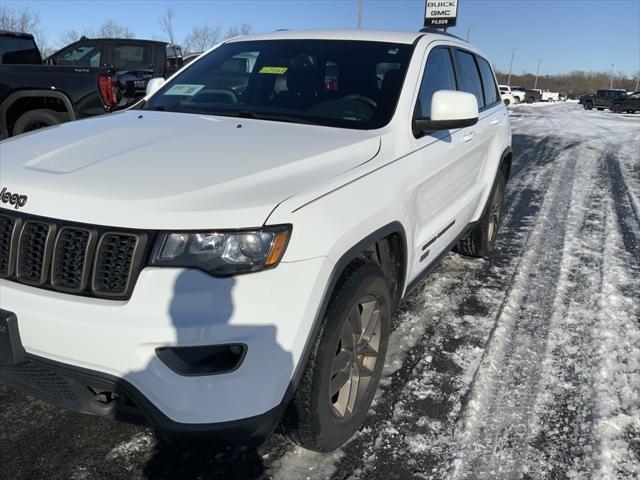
520,143 -> 608,479
449,137 -> 579,479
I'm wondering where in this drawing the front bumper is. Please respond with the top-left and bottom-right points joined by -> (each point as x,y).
0,257 -> 332,428
0,352 -> 283,441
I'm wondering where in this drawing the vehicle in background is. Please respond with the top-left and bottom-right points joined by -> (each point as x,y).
609,91 -> 640,113
558,92 -> 568,101
499,85 -> 525,104
526,88 -> 558,102
183,52 -> 204,66
501,91 -> 516,106
525,89 -> 542,103
579,89 -> 627,111
0,32 -> 183,138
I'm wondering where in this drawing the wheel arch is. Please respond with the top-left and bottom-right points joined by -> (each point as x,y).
0,90 -> 76,137
284,221 -> 408,399
500,146 -> 513,179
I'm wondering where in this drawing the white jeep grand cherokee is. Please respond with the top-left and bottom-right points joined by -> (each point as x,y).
0,29 -> 511,451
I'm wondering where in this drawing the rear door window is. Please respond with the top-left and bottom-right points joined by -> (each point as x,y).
0,36 -> 41,64
113,44 -> 154,69
455,50 -> 485,109
476,56 -> 499,106
54,44 -> 102,67
415,47 -> 457,118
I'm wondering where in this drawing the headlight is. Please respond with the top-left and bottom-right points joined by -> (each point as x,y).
150,226 -> 291,275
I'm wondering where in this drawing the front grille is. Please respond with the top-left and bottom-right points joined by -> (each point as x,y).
16,220 -> 55,285
0,214 -> 20,276
93,233 -> 143,296
0,211 -> 148,299
52,227 -> 96,292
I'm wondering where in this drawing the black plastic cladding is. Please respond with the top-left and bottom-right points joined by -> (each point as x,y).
0,211 -> 152,300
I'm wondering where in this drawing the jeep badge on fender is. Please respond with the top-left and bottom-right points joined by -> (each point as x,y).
0,187 -> 28,210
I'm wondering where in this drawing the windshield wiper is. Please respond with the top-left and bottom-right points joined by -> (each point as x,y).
143,106 -> 320,126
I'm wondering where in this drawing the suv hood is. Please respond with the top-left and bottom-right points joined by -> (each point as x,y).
0,111 -> 380,229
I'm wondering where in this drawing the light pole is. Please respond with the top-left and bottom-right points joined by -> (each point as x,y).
357,0 -> 362,29
507,48 -> 518,87
610,63 -> 614,89
466,25 -> 475,42
534,58 -> 543,89
636,72 -> 639,92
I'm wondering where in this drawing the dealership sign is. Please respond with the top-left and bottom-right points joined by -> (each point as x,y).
424,0 -> 458,27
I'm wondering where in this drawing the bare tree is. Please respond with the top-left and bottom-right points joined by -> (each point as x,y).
159,8 -> 176,45
97,19 -> 134,39
0,4 -> 48,53
495,69 -> 639,98
225,23 -> 253,39
56,29 -> 82,48
184,25 -> 222,53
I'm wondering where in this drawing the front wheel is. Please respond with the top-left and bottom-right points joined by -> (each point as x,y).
503,98 -> 511,106
514,96 -> 521,104
284,261 -> 391,452
611,103 -> 622,113
457,168 -> 507,258
584,101 -> 593,110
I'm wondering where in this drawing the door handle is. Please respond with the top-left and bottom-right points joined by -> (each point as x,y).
490,118 -> 501,125
463,132 -> 475,142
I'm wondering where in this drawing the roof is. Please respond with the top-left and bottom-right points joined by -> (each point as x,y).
74,36 -> 169,45
225,29 -> 460,45
0,30 -> 34,39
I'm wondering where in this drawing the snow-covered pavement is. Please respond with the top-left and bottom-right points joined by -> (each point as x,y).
1,103 -> 638,480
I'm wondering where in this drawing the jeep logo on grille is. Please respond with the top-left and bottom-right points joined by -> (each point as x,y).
0,187 -> 28,210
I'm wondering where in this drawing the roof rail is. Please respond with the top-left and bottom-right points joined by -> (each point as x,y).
418,27 -> 465,41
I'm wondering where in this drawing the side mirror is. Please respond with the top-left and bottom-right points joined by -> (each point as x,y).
415,90 -> 479,132
146,77 -> 166,97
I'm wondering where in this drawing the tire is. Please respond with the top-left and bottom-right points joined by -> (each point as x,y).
457,168 -> 507,258
503,99 -> 510,106
584,101 -> 593,110
514,96 -> 520,104
284,261 -> 391,452
12,109 -> 69,136
611,103 -> 622,113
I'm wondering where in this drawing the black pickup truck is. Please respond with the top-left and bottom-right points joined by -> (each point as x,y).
578,89 -> 627,111
609,91 -> 639,114
0,31 -> 183,138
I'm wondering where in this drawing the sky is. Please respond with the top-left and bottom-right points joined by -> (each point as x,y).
6,0 -> 640,77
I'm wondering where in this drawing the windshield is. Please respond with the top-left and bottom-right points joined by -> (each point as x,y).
141,39 -> 414,129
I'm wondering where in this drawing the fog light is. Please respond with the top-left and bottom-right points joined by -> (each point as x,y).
156,344 -> 246,376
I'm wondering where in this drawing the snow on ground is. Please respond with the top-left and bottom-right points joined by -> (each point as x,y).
0,102 -> 638,480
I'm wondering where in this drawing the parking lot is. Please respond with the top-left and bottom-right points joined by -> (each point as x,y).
1,102 -> 638,480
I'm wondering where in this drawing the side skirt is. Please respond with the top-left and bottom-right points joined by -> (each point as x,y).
403,221 -> 478,297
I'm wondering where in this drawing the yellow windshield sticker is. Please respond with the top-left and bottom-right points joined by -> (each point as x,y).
260,66 -> 288,74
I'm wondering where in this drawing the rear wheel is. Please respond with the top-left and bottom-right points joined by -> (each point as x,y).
611,103 -> 622,113
285,261 -> 391,452
514,96 -> 521,104
12,109 -> 69,136
584,101 -> 593,110
457,168 -> 507,258
503,98 -> 511,106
